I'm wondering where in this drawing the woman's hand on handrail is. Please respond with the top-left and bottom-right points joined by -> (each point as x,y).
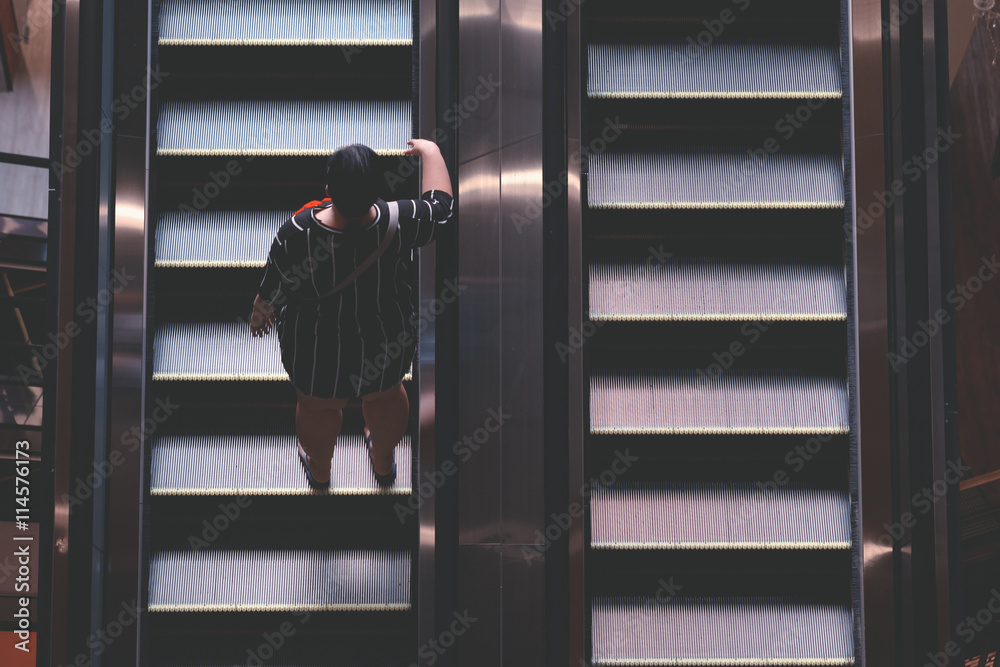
404,139 -> 453,197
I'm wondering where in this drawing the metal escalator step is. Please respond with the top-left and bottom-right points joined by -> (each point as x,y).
588,42 -> 841,99
589,258 -> 846,322
149,548 -> 410,612
588,151 -> 844,209
590,371 -> 848,435
156,210 -> 288,268
591,483 -> 850,550
151,432 -> 411,495
159,0 -> 411,46
153,321 -> 412,382
157,100 -> 411,156
591,597 -> 854,666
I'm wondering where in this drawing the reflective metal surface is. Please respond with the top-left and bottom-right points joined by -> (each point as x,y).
45,1 -> 82,662
102,130 -> 148,665
851,0 -> 893,663
567,6 -> 585,666
457,0 -> 545,658
418,0 -> 439,652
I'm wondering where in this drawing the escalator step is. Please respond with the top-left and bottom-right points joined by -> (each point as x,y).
591,483 -> 850,550
159,0 -> 411,46
588,258 -> 846,322
588,151 -> 844,209
149,548 -> 410,612
588,42 -> 840,99
156,210 -> 288,268
153,321 -> 412,382
152,432 -> 411,495
590,370 -> 848,435
591,596 -> 854,666
157,100 -> 411,156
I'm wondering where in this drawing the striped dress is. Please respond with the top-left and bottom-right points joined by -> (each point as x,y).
258,190 -> 454,398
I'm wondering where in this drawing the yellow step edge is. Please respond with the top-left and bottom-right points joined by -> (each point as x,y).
159,38 -> 411,47
588,201 -> 846,210
148,602 -> 411,613
590,540 -> 851,550
591,426 -> 850,435
153,371 -> 413,382
589,313 -> 847,322
150,486 -> 409,497
157,148 -> 408,157
587,90 -> 842,100
594,659 -> 854,667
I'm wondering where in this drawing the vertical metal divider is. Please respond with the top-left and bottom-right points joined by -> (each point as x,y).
100,0 -> 151,661
850,0 -> 894,663
841,0 -> 865,663
566,3 -> 585,666
418,0 -> 439,653
43,0 -> 80,663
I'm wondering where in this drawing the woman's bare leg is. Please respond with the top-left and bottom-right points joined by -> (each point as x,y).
295,390 -> 349,484
361,382 -> 409,476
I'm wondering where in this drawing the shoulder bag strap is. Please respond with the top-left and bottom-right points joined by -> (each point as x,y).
300,204 -> 399,302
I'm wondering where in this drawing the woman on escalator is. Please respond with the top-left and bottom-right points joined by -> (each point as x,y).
248,139 -> 454,489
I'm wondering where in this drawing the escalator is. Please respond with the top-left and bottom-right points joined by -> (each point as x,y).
579,0 -> 859,663
145,1 -> 422,663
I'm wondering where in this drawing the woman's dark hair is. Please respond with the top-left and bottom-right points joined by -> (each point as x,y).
325,144 -> 380,217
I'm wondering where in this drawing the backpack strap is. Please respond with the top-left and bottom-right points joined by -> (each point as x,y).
298,204 -> 398,302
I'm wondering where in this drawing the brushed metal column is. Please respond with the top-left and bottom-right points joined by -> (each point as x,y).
456,0 -> 545,662
101,0 -> 152,663
851,0 -> 894,664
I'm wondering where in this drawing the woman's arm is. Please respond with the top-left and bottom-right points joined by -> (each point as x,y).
404,139 -> 453,196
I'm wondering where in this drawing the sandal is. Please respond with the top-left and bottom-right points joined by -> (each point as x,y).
365,428 -> 396,486
298,444 -> 330,490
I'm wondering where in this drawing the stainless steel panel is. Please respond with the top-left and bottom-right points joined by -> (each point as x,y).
458,0 -> 501,163
103,131 -> 148,665
48,2 -> 82,662
503,542 -> 546,663
455,544 -> 502,667
499,135 -> 544,543
567,8 -> 586,664
850,0 -> 893,663
457,149 -> 503,543
500,0 -> 542,144
418,0 -> 438,651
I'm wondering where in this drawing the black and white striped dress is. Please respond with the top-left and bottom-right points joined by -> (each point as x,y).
258,190 -> 454,398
